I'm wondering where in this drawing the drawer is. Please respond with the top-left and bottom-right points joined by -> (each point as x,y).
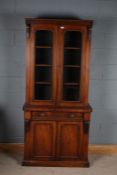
32,111 -> 53,118
32,111 -> 83,120
56,112 -> 83,119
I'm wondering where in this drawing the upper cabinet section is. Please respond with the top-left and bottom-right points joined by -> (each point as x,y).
26,19 -> 93,107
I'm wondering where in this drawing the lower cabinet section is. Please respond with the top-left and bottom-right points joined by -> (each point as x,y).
23,115 -> 90,167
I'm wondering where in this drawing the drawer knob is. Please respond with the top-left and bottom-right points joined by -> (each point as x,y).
69,114 -> 75,118
40,113 -> 45,117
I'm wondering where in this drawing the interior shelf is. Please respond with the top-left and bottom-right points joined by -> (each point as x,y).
63,83 -> 79,86
64,65 -> 80,68
64,47 -> 80,50
36,46 -> 52,48
35,81 -> 52,85
35,64 -> 52,67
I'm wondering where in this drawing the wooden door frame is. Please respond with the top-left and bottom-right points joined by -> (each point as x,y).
25,24 -> 58,107
57,25 -> 90,107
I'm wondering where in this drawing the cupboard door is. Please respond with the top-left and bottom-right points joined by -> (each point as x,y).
57,121 -> 83,160
31,121 -> 56,160
28,25 -> 57,106
57,25 -> 88,107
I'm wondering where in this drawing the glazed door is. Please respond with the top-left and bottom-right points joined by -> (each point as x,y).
28,25 -> 58,106
30,121 -> 56,160
57,121 -> 83,160
57,25 -> 88,107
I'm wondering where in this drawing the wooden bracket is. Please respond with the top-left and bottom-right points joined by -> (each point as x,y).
25,120 -> 30,132
83,121 -> 89,134
87,26 -> 92,40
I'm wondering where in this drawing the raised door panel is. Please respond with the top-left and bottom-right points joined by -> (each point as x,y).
57,121 -> 83,160
31,121 -> 56,160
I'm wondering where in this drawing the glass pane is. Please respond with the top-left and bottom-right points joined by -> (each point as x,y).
64,49 -> 81,65
62,31 -> 82,101
64,31 -> 82,47
35,67 -> 52,82
34,30 -> 53,100
35,48 -> 52,65
35,30 -> 52,46
35,84 -> 52,100
64,67 -> 80,83
63,86 -> 80,101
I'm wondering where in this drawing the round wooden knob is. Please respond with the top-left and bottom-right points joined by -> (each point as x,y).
40,113 -> 45,117
69,114 -> 75,118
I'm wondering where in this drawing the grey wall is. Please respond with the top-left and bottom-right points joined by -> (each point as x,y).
0,0 -> 117,144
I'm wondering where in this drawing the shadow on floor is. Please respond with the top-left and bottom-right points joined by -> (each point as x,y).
0,144 -> 105,167
89,153 -> 104,166
0,144 -> 23,165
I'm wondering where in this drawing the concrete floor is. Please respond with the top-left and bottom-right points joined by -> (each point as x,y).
0,144 -> 117,175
